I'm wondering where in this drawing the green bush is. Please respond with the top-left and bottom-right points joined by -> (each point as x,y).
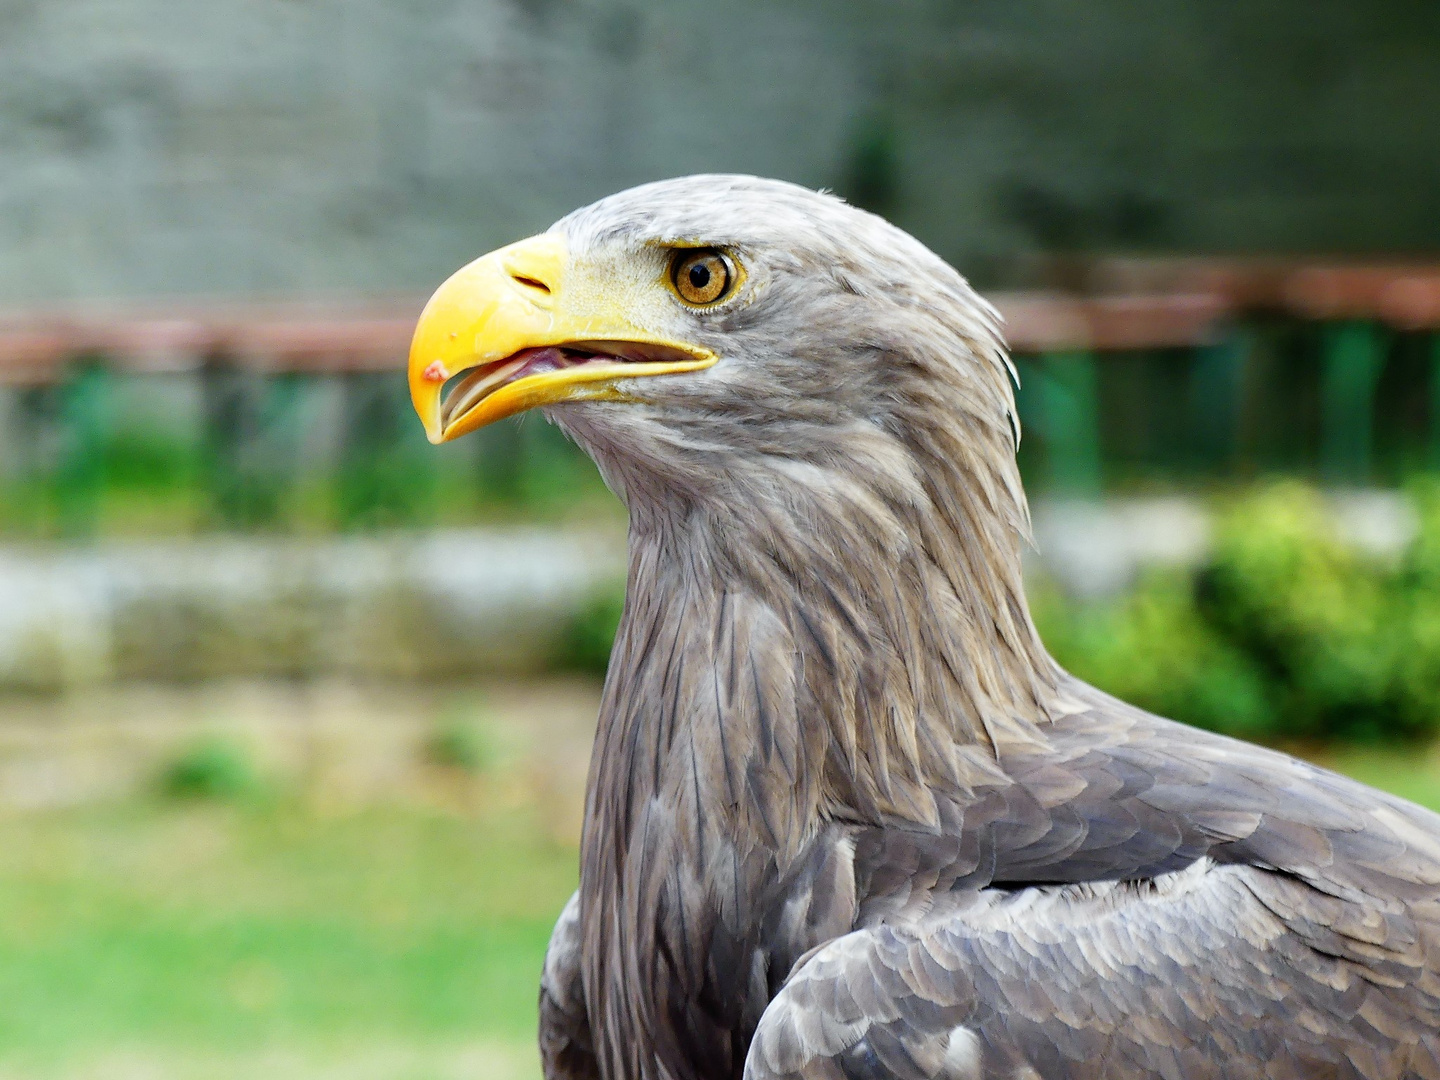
556,583 -> 626,677
1201,483 -> 1404,739
424,720 -> 494,774
1041,481 -> 1440,744
160,737 -> 262,800
1391,481 -> 1440,737
1034,572 -> 1274,739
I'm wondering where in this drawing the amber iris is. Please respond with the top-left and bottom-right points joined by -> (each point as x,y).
671,248 -> 733,306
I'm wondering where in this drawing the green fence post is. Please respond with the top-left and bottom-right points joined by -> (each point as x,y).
1430,333 -> 1440,472
338,371 -> 434,529
1033,350 -> 1103,495
203,361 -> 308,528
204,358 -> 259,527
471,416 -> 525,505
258,371 -> 306,522
1320,321 -> 1385,485
1190,328 -> 1248,477
55,358 -> 110,537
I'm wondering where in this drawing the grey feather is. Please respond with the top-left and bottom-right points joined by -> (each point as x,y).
512,176 -> 1440,1080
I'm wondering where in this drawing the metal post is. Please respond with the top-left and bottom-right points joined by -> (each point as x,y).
471,416 -> 525,504
203,361 -> 307,528
1034,351 -> 1103,495
55,359 -> 110,537
1191,328 -> 1249,477
338,371 -> 434,528
0,385 -> 17,481
1430,332 -> 1440,472
257,372 -> 306,520
1320,321 -> 1385,486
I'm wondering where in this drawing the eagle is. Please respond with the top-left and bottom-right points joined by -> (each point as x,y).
407,176 -> 1440,1080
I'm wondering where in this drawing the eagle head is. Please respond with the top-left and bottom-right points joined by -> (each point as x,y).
409,175 -> 1026,529
412,174 -> 1061,800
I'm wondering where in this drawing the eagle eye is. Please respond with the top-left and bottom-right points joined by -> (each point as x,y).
670,248 -> 735,307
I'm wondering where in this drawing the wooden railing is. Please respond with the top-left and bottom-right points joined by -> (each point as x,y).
0,302 -> 420,384
9,259 -> 1438,370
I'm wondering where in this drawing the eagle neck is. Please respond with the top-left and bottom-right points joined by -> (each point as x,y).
576,430 -> 1064,1080
589,455 -> 1062,853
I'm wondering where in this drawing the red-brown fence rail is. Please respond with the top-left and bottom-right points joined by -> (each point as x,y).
6,260 -> 1440,379
1,259 -> 1439,530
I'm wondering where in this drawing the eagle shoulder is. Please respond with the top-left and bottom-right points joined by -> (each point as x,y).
745,684 -> 1440,1079
747,858 -> 1440,1080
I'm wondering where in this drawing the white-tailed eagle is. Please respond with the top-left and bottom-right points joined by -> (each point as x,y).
407,176 -> 1440,1080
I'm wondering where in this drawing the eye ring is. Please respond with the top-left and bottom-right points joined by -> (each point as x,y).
669,248 -> 737,307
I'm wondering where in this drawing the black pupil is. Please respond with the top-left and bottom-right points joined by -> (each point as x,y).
688,262 -> 712,290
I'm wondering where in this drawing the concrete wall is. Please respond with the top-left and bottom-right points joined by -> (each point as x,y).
1,0 -> 1439,306
0,0 -> 861,301
0,493 -> 1418,689
0,527 -> 627,690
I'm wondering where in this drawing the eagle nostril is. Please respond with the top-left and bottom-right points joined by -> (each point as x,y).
511,273 -> 552,295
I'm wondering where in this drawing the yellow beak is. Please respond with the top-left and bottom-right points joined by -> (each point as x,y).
408,233 -> 717,443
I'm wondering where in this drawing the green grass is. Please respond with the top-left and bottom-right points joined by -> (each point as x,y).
0,798 -> 577,1079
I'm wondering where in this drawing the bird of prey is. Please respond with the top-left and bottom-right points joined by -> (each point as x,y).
407,176 -> 1440,1080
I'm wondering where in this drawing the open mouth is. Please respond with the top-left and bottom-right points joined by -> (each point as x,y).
409,233 -> 724,443
440,346 -> 595,429
434,340 -> 714,436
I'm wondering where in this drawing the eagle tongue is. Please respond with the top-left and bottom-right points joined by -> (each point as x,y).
441,347 -> 596,427
510,346 -> 575,380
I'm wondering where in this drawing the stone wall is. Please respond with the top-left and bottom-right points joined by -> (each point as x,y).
0,527 -> 627,690
0,0 -> 859,302
0,494 -> 1418,689
1,0 -> 1438,306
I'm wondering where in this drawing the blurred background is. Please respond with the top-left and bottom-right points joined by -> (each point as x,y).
3,1 -> 1440,1076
